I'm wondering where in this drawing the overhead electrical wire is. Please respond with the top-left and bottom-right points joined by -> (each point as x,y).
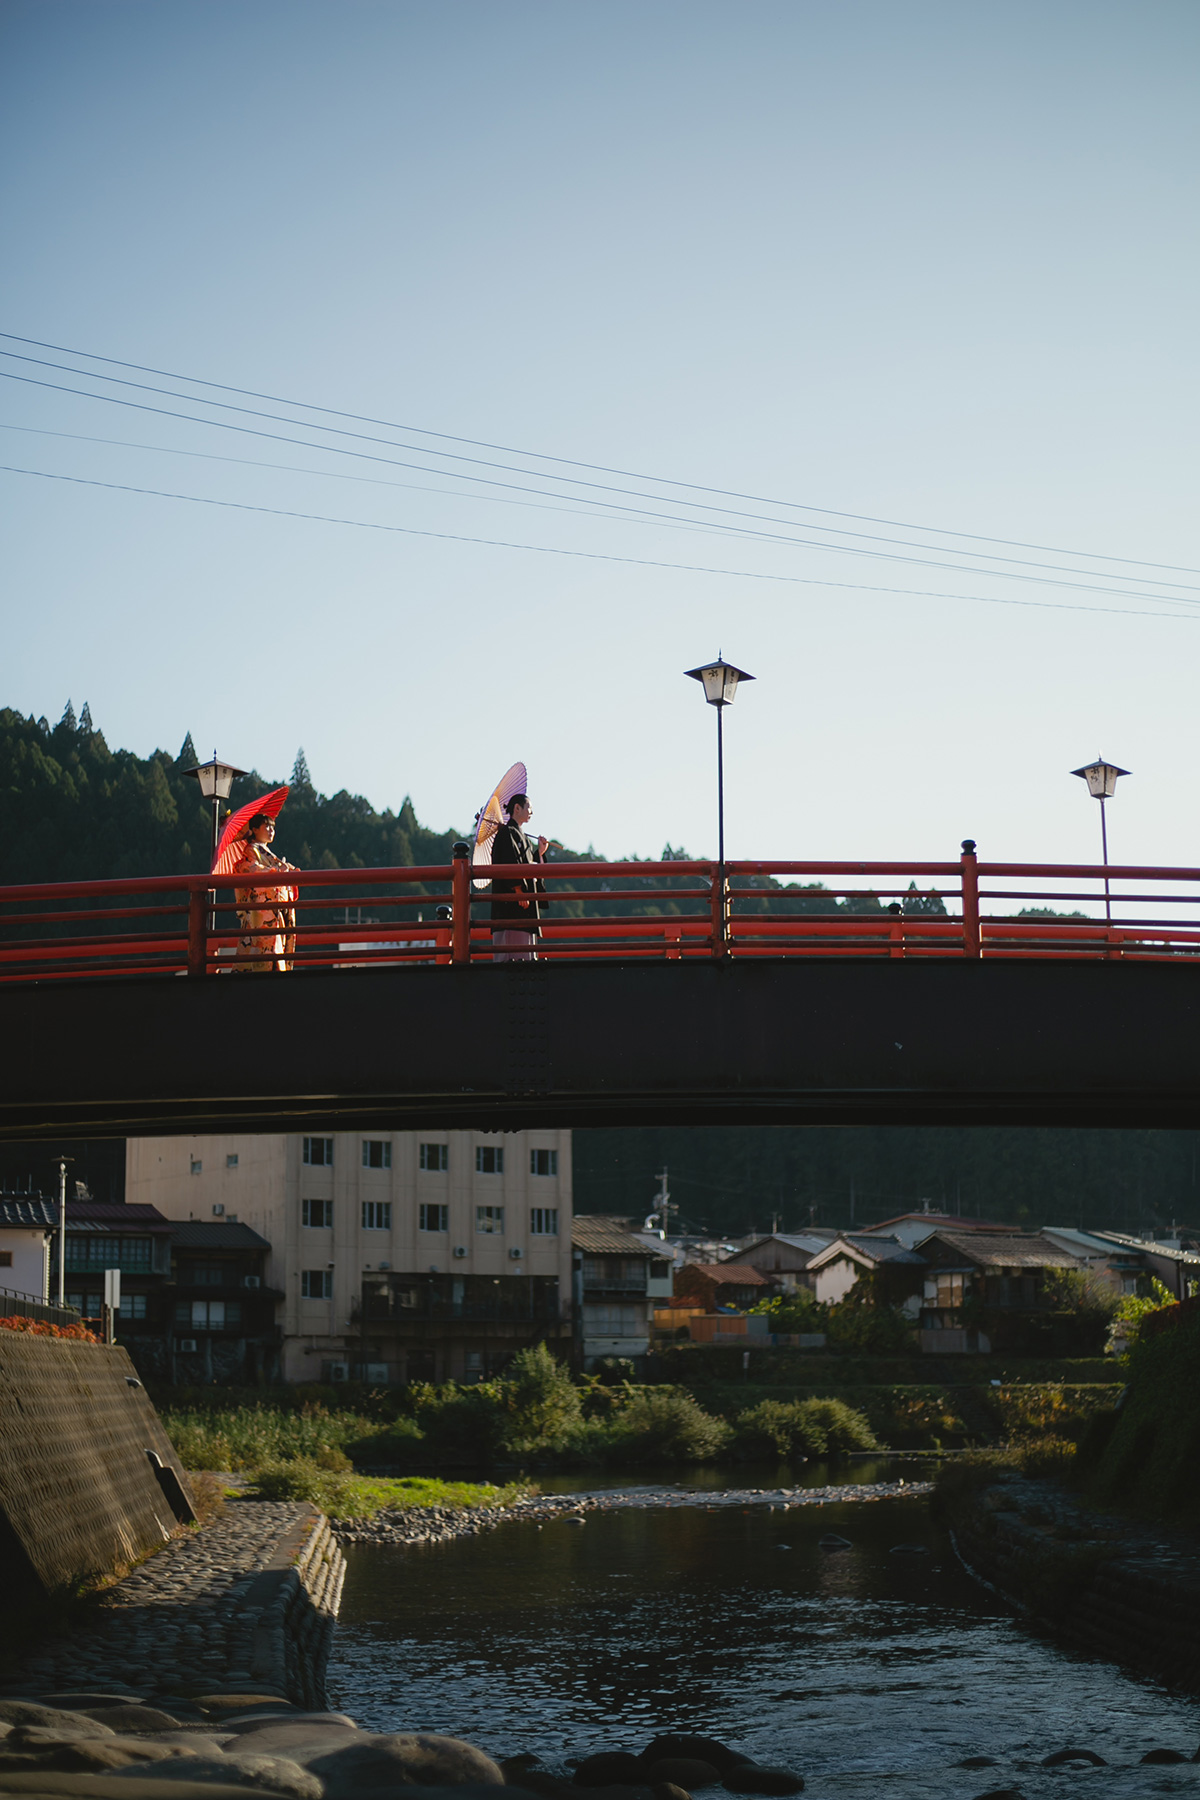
1,367 -> 1193,607
2,328 -> 1194,579
2,348 -> 1195,595
1,463 -> 1194,623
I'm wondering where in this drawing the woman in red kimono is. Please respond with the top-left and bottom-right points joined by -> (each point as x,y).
233,814 -> 298,972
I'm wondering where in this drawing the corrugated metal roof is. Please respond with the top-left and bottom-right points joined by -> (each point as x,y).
1087,1229 -> 1200,1267
0,1198 -> 58,1228
170,1221 -> 271,1251
572,1216 -> 659,1256
915,1229 -> 1082,1268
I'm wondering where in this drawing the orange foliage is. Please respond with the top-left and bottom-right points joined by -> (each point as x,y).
0,1314 -> 101,1343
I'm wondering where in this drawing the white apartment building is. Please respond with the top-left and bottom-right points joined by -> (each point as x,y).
126,1128 -> 573,1382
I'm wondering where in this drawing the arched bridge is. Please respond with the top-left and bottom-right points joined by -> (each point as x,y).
2,847 -> 1199,1138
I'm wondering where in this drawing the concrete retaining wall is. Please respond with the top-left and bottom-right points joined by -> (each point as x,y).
944,1473 -> 1200,1691
0,1333 -> 195,1597
245,1506 -> 347,1706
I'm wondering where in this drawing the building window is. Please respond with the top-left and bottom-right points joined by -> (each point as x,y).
476,1205 -> 504,1234
173,1299 -> 241,1329
419,1143 -> 448,1172
65,1235 -> 153,1271
303,1137 -> 334,1166
190,1159 -> 202,1176
302,1199 -> 333,1229
583,1303 -> 643,1336
530,1149 -> 558,1177
187,1265 -> 223,1286
934,1273 -> 965,1308
419,1204 -> 449,1233
362,1140 -> 392,1169
476,1146 -> 504,1175
301,1270 -> 333,1299
118,1293 -> 147,1319
225,1154 -> 239,1169
0,1251 -> 10,1268
530,1208 -> 558,1235
362,1201 -> 392,1231
211,1204 -> 225,1217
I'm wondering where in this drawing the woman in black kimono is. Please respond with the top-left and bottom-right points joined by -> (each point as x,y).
490,794 -> 547,962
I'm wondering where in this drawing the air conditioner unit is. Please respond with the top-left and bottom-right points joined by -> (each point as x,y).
378,1261 -> 391,1270
325,1361 -> 350,1382
211,1204 -> 224,1217
509,1247 -> 524,1260
244,1275 -> 260,1288
453,1246 -> 468,1259
177,1338 -> 198,1353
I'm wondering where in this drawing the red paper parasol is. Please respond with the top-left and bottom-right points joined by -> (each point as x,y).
471,762 -> 527,890
211,785 -> 290,876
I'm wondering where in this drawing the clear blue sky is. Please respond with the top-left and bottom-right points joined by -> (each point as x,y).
2,0 -> 1197,872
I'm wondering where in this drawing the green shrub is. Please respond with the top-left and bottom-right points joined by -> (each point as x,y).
247,1456 -> 365,1516
825,1301 -> 916,1355
499,1343 -> 585,1455
749,1293 -> 828,1334
733,1395 -> 877,1459
608,1389 -> 732,1463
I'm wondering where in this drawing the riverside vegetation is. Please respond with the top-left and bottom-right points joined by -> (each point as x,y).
158,1343 -> 1122,1519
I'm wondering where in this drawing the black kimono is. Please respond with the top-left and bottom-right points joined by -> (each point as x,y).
489,820 -> 544,926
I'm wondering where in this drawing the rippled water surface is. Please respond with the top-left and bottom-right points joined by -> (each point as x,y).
330,1491 -> 1200,1799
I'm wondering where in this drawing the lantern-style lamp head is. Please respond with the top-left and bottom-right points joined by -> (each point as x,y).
1071,758 -> 1129,800
684,655 -> 755,707
184,750 -> 247,801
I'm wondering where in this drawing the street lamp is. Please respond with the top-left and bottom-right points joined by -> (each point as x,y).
684,655 -> 755,939
1071,756 -> 1129,925
184,750 -> 247,863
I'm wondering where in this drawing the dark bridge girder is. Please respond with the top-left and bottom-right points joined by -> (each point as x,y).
1,960 -> 1198,1141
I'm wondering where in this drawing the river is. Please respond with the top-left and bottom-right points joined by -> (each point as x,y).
328,1474 -> 1200,1799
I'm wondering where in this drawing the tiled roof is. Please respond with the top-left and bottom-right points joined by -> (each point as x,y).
170,1221 -> 271,1251
864,1211 -> 1011,1234
0,1198 -> 58,1228
572,1216 -> 659,1256
916,1229 -> 1082,1268
726,1233 -> 832,1261
64,1202 -> 172,1232
680,1263 -> 772,1285
809,1234 -> 926,1269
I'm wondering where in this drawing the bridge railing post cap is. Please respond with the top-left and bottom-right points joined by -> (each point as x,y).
452,841 -> 470,858
961,839 -> 977,854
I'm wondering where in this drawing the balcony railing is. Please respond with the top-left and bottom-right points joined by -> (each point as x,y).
5,845 -> 1200,983
0,1285 -> 82,1327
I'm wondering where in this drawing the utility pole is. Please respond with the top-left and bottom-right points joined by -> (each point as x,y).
54,1154 -> 73,1309
653,1167 -> 670,1240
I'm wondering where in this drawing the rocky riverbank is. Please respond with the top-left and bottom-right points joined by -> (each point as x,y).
333,1478 -> 932,1545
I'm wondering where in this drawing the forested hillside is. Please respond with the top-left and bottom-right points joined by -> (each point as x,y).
3,701 -> 1195,1237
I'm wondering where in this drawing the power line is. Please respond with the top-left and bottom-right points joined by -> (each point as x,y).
2,462 -> 1193,622
3,327 -> 1195,578
2,368 -> 1194,605
4,348 -> 1197,592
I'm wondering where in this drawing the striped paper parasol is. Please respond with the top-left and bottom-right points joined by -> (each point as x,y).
472,762 -> 527,891
211,785 -> 291,876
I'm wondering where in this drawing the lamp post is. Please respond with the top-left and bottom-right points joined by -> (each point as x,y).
53,1153 -> 73,1310
684,655 -> 754,948
183,751 -> 248,863
1071,757 -> 1129,925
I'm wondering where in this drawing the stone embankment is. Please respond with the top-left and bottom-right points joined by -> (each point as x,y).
334,1479 -> 931,1546
941,1470 -> 1200,1692
5,1501 -> 344,1711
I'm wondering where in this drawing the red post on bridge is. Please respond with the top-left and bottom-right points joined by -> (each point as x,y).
187,885 -> 208,978
960,839 -> 981,958
451,842 -> 471,966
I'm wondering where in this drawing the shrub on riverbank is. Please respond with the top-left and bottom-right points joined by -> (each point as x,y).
247,1461 -> 532,1519
733,1397 -> 878,1459
1083,1307 -> 1200,1524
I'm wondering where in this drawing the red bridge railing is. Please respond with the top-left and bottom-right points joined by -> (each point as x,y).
3,843 -> 1200,983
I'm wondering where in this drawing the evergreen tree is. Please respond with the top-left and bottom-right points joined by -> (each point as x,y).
291,747 -> 313,791
59,700 -> 77,733
79,702 -> 93,734
176,732 -> 198,768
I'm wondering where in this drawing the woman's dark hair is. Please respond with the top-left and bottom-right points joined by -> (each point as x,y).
243,811 -> 273,837
505,793 -> 529,815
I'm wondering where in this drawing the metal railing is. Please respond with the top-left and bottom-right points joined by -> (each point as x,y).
4,842 -> 1200,983
0,1285 -> 82,1326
